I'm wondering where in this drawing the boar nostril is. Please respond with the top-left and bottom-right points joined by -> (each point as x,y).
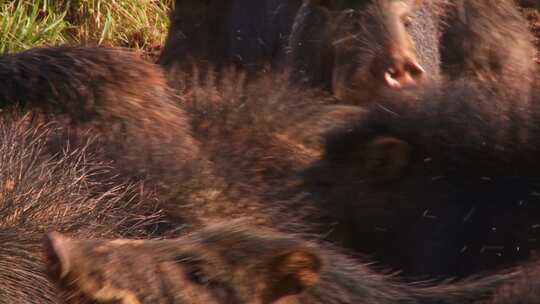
406,61 -> 425,80
384,68 -> 403,89
384,61 -> 425,90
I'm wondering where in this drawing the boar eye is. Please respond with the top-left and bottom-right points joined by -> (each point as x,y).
402,15 -> 412,28
176,255 -> 210,285
185,261 -> 211,285
186,266 -> 208,285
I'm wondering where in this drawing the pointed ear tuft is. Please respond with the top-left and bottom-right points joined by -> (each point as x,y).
365,136 -> 411,182
43,232 -> 73,281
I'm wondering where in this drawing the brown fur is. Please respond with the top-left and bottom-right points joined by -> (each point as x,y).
159,0 -> 233,71
0,115 -> 163,304
0,48 -> 354,236
172,69 -> 364,232
159,0 -> 303,74
171,66 -> 539,280
518,0 -> 540,9
0,46 -> 216,226
520,6 -> 540,61
440,0 -> 536,98
478,257 -> 540,304
44,221 -> 522,304
300,73 -> 539,278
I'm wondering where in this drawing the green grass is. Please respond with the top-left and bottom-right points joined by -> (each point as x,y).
0,1 -> 68,53
0,0 -> 173,57
58,0 -> 172,50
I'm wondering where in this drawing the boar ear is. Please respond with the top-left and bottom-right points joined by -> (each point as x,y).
44,235 -> 141,303
365,136 -> 411,182
43,232 -> 74,281
264,249 -> 322,302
